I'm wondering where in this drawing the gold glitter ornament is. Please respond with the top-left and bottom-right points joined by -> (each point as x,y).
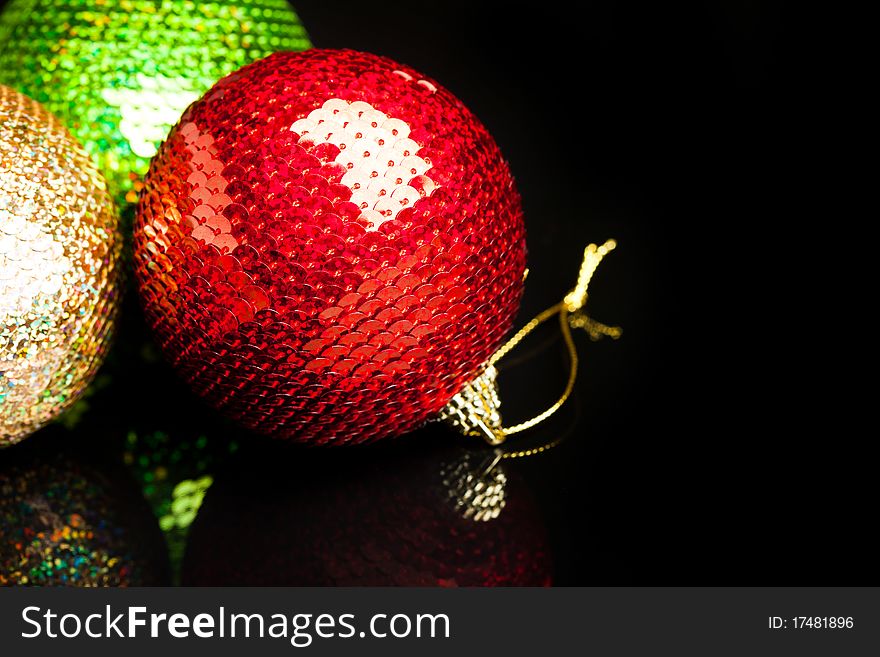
0,85 -> 121,447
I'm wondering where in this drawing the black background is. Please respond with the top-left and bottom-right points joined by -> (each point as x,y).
3,1 -> 853,585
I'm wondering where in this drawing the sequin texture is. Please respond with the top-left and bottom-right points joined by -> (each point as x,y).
134,50 -> 527,445
0,439 -> 170,586
0,0 -> 311,208
0,85 -> 120,447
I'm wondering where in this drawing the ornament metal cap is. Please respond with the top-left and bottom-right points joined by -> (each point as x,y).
439,365 -> 504,445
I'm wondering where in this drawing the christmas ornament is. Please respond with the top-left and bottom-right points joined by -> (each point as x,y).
0,0 -> 311,209
182,440 -> 551,586
0,432 -> 170,586
134,49 -> 528,445
0,84 -> 120,447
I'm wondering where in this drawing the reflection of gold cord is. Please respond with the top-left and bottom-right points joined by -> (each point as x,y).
500,436 -> 565,459
439,240 -> 620,447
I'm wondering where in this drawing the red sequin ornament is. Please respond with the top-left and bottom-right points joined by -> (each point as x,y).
134,49 -> 526,445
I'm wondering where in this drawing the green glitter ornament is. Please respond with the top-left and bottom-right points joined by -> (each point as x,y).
0,0 -> 310,210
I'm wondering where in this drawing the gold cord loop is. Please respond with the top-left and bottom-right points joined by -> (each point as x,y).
440,240 -> 620,446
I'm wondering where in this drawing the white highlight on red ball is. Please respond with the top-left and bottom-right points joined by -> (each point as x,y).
291,98 -> 435,229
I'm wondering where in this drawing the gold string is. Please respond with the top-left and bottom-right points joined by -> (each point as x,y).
491,239 -> 619,441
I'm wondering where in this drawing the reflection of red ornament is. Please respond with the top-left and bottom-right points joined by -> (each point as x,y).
134,49 -> 526,445
182,441 -> 551,586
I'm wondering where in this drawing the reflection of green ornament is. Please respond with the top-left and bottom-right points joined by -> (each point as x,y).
123,429 -> 237,583
0,0 -> 310,209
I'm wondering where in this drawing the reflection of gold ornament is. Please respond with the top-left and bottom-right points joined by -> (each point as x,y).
0,440 -> 169,586
0,85 -> 120,447
440,451 -> 507,522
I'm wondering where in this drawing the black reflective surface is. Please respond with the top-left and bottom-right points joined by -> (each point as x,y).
0,1 -> 822,586
182,434 -> 553,586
